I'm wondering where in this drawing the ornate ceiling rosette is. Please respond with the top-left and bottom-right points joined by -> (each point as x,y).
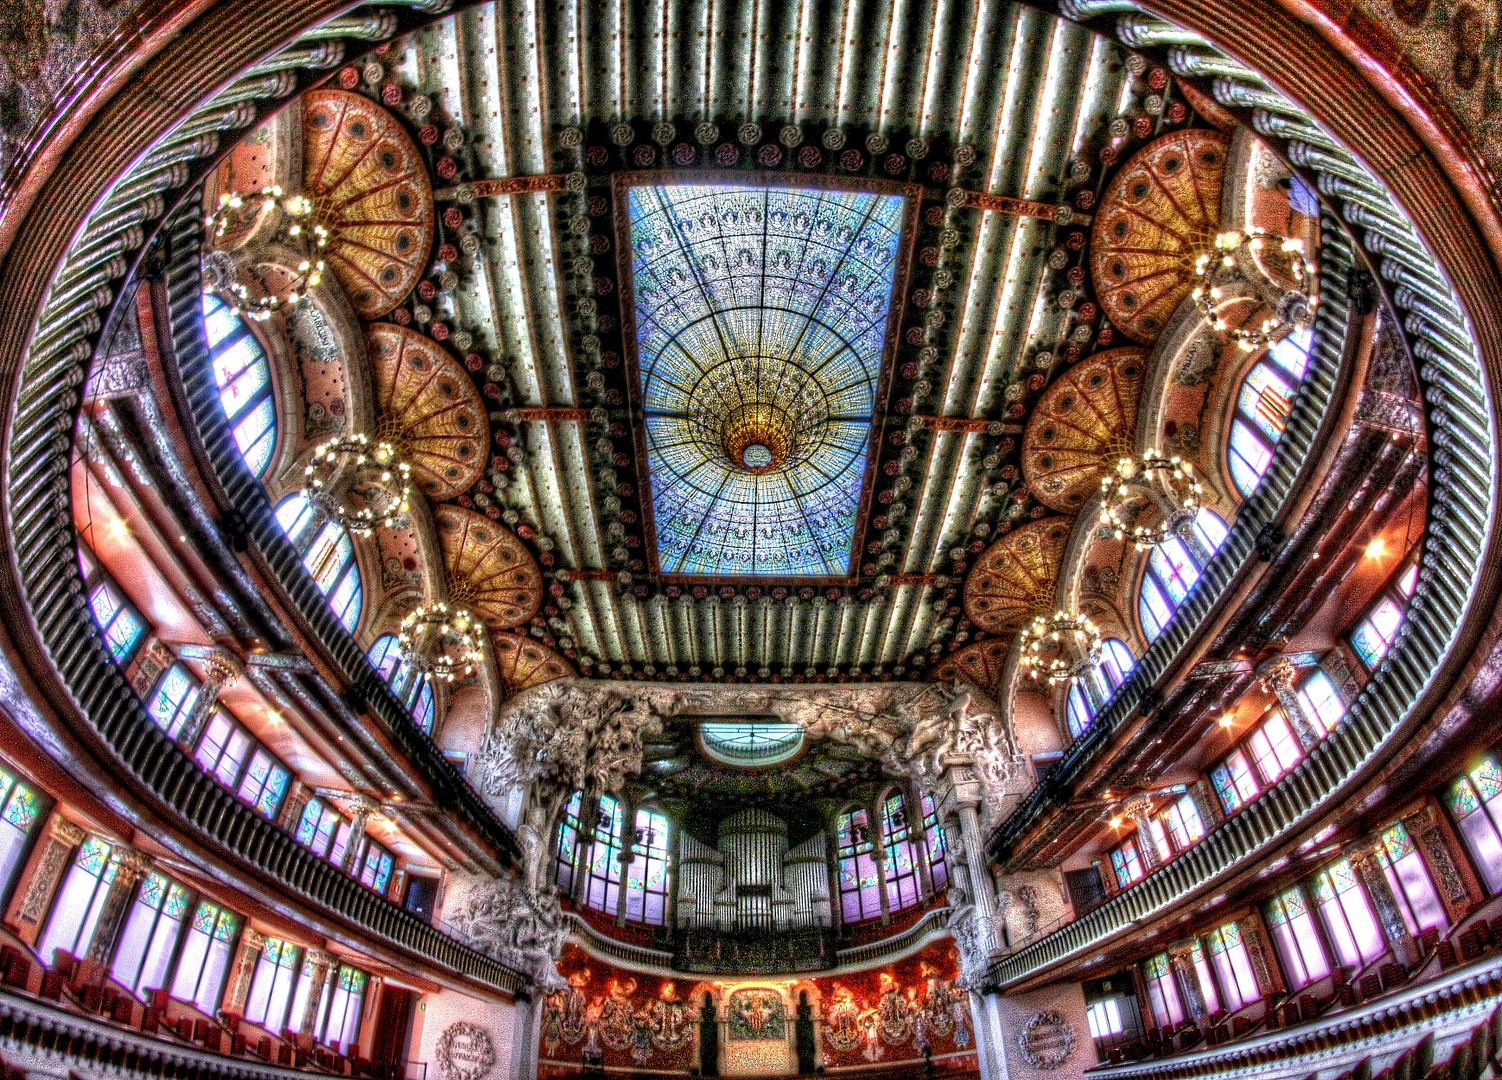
932,639 -> 1011,696
492,632 -> 575,694
1022,349 -> 1148,512
1090,130 -> 1229,343
367,323 -> 487,501
962,519 -> 1073,635
434,505 -> 544,630
301,89 -> 434,320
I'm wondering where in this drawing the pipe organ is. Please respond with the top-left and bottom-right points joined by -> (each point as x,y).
674,809 -> 831,931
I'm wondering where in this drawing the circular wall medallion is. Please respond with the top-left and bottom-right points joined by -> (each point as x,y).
436,1022 -> 497,1080
1017,1010 -> 1075,1070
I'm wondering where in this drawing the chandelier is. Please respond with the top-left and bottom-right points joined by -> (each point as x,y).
203,186 -> 329,320
1192,228 -> 1315,351
302,435 -> 412,535
1018,610 -> 1103,685
397,603 -> 485,683
1099,451 -> 1203,551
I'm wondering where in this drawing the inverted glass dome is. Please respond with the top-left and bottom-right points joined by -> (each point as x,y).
698,721 -> 805,767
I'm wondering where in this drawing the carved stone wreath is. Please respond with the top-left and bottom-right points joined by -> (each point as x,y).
1016,1010 -> 1075,1070
436,1021 -> 497,1080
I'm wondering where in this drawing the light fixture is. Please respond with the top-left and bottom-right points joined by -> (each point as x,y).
1218,713 -> 1234,728
1365,537 -> 1387,560
1191,228 -> 1316,351
302,435 -> 413,535
1099,451 -> 1203,551
1018,609 -> 1103,685
203,186 -> 330,320
1108,816 -> 1123,829
398,603 -> 485,683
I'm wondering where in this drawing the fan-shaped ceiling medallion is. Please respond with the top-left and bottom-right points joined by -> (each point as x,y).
433,506 -> 543,630
1091,129 -> 1229,343
1022,348 -> 1148,512
932,639 -> 1010,695
301,90 -> 433,320
493,632 -> 574,693
367,324 -> 486,501
963,518 -> 1072,634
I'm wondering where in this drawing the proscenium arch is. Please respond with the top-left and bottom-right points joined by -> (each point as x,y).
0,0 -> 1497,1000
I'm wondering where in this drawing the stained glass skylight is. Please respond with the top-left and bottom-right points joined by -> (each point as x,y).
627,183 -> 906,576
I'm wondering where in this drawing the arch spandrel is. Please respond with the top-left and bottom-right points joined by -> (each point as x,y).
1091,129 -> 1230,344
963,518 -> 1073,635
301,89 -> 434,320
434,504 -> 544,631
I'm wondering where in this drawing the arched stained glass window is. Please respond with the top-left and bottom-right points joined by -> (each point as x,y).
1228,329 -> 1311,497
624,807 -> 670,925
367,635 -> 434,734
148,663 -> 201,739
836,807 -> 882,923
881,792 -> 920,913
1100,639 -> 1136,690
275,493 -> 362,633
82,559 -> 146,665
1066,638 -> 1137,741
201,293 -> 277,478
555,791 -> 584,893
1067,684 -> 1094,740
584,795 -> 625,915
921,792 -> 948,891
1138,509 -> 1228,643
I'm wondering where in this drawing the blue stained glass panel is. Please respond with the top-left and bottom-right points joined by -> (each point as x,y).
627,183 -> 905,576
1239,363 -> 1295,442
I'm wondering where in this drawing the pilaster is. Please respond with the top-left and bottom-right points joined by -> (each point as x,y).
298,948 -> 336,1036
1348,839 -> 1418,967
223,927 -> 269,1015
1258,656 -> 1320,750
86,846 -> 152,962
172,645 -> 244,748
6,815 -> 84,948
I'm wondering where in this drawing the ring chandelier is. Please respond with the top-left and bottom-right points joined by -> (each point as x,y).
1099,451 -> 1203,551
1018,610 -> 1104,685
204,186 -> 329,321
303,435 -> 413,535
1192,228 -> 1315,351
397,603 -> 486,683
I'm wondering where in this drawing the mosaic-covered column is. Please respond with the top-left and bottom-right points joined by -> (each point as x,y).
298,948 -> 336,1036
172,646 -> 244,749
86,846 -> 153,962
277,781 -> 311,834
340,798 -> 374,874
1167,941 -> 1209,1023
1404,803 -> 1478,920
1123,794 -> 1160,869
223,927 -> 268,1016
1348,838 -> 1418,966
1257,656 -> 1320,750
6,814 -> 84,948
1238,917 -> 1284,998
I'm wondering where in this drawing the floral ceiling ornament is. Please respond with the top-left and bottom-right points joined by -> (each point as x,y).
1192,227 -> 1316,351
1098,450 -> 1203,550
203,187 -> 328,320
1017,610 -> 1103,685
302,433 -> 412,534
397,601 -> 485,683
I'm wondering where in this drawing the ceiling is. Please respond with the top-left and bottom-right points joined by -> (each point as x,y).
357,1 -> 1135,684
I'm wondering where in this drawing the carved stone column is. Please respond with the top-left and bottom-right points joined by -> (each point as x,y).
1404,803 -> 1477,918
298,948 -> 336,1036
223,927 -> 268,1016
6,815 -> 84,948
277,782 -> 311,834
1348,839 -> 1418,966
172,646 -> 244,749
1123,794 -> 1160,869
1238,918 -> 1284,998
340,798 -> 374,875
1167,941 -> 1208,1023
86,847 -> 152,962
1258,656 -> 1320,750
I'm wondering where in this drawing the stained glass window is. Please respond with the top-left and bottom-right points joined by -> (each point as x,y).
1067,684 -> 1094,740
320,965 -> 368,1052
368,635 -> 434,734
83,565 -> 146,665
358,841 -> 394,894
236,747 -> 290,820
921,792 -> 948,891
0,767 -> 42,926
1212,749 -> 1260,812
1379,821 -> 1448,934
1100,638 -> 1136,690
584,795 -> 625,915
1298,671 -> 1346,734
1139,509 -> 1227,643
1247,710 -> 1303,784
148,663 -> 201,739
623,807 -> 671,925
1351,559 -> 1420,671
1205,921 -> 1261,1011
1111,839 -> 1144,888
1143,951 -> 1184,1029
1158,795 -> 1205,853
699,721 -> 805,765
1228,329 -> 1311,497
1449,757 -> 1502,894
171,900 -> 240,1013
627,183 -> 905,576
245,937 -> 301,1032
39,836 -> 116,961
296,798 -> 341,858
881,792 -> 921,912
837,807 -> 883,922
112,871 -> 192,996
275,494 -> 362,633
1312,857 -> 1386,967
202,293 -> 277,478
555,790 -> 584,893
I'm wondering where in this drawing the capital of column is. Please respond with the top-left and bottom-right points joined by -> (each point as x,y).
305,947 -> 336,972
48,816 -> 85,845
1120,794 -> 1154,823
174,644 -> 245,688
1256,656 -> 1299,695
1344,836 -> 1384,871
112,847 -> 153,886
240,927 -> 269,953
